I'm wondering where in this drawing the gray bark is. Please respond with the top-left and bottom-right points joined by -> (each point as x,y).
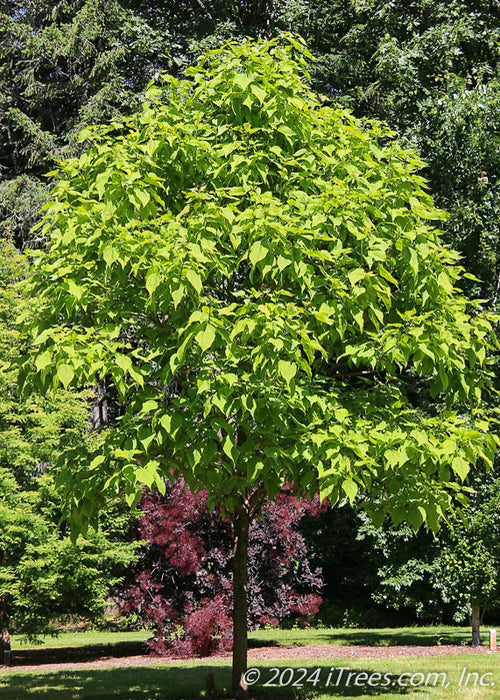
90,380 -> 108,430
471,600 -> 481,646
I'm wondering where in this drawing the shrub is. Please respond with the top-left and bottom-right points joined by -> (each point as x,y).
121,479 -> 323,655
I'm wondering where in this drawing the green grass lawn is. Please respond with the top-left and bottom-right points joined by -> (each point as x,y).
11,629 -> 149,649
11,624 -> 495,650
250,625 -> 495,647
1,656 -> 500,699
3,627 -> 500,698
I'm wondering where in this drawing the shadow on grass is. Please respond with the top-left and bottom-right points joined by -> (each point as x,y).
9,639 -> 274,669
306,629 -> 473,648
249,639 -> 280,648
0,665 -> 419,700
11,641 -> 148,667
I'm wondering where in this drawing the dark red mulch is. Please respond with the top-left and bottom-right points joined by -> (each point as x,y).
1,642 -> 498,673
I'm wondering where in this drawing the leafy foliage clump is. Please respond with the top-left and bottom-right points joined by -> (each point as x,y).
121,480 -> 323,656
26,36 -> 498,537
361,468 -> 500,625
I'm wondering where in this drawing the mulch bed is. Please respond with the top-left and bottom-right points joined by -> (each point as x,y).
0,643 -> 498,673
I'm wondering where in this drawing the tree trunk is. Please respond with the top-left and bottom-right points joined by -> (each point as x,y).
232,500 -> 249,696
0,596 -> 11,666
471,600 -> 481,646
89,379 -> 108,430
0,628 -> 10,665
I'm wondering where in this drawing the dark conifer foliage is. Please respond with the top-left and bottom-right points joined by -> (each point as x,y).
0,0 -> 171,245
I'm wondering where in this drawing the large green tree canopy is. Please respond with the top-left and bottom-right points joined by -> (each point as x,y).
3,1 -> 499,303
25,36 -> 498,535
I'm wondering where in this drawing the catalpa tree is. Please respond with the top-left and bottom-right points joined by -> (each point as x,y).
24,36 -> 498,693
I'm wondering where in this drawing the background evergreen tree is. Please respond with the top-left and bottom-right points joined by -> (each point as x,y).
0,239 -> 137,660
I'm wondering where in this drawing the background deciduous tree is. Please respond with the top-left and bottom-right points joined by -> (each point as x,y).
360,467 -> 500,646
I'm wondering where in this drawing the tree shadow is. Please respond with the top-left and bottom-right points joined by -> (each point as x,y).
242,666 -> 419,698
0,665 -> 420,699
249,639 -> 280,648
306,629 -> 473,647
9,638 -> 283,669
11,640 -> 148,667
